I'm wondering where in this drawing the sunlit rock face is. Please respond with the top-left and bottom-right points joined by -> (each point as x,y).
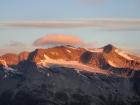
0,53 -> 19,66
1,44 -> 140,70
0,45 -> 140,105
28,46 -> 85,64
0,51 -> 29,68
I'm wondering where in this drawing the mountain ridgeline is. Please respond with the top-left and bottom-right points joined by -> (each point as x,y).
1,44 -> 140,76
0,44 -> 140,105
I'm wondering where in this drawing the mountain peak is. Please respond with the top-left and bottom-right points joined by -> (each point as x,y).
28,48 -> 47,63
103,44 -> 116,53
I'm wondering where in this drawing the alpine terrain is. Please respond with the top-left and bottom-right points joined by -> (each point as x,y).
0,44 -> 140,105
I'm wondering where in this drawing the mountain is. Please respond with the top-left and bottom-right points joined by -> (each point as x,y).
103,44 -> 140,70
0,44 -> 140,105
0,51 -> 30,68
0,44 -> 140,76
28,46 -> 85,63
27,45 -> 140,68
0,53 -> 19,66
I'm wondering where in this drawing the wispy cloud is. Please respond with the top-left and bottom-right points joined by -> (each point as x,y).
6,41 -> 25,47
0,41 -> 35,55
0,19 -> 140,31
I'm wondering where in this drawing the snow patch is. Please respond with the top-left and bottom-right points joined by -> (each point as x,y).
0,59 -> 8,68
50,52 -> 59,56
108,60 -> 118,68
4,66 -> 15,71
115,49 -> 133,60
85,48 -> 103,53
66,49 -> 71,53
0,59 -> 17,71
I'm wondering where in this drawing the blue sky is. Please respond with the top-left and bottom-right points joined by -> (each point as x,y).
0,0 -> 140,55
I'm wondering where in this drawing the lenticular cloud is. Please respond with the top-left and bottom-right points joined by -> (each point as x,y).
33,34 -> 85,46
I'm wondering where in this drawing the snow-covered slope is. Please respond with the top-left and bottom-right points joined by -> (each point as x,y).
0,59 -> 14,71
107,60 -> 118,68
0,59 -> 8,67
103,45 -> 140,70
37,54 -> 110,75
115,49 -> 134,60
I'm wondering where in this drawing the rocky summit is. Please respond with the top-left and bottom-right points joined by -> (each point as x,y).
0,44 -> 140,105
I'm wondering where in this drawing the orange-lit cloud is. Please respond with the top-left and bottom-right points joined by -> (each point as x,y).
0,19 -> 140,31
33,34 -> 86,47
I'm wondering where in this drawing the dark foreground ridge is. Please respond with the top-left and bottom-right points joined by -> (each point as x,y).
0,64 -> 140,105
